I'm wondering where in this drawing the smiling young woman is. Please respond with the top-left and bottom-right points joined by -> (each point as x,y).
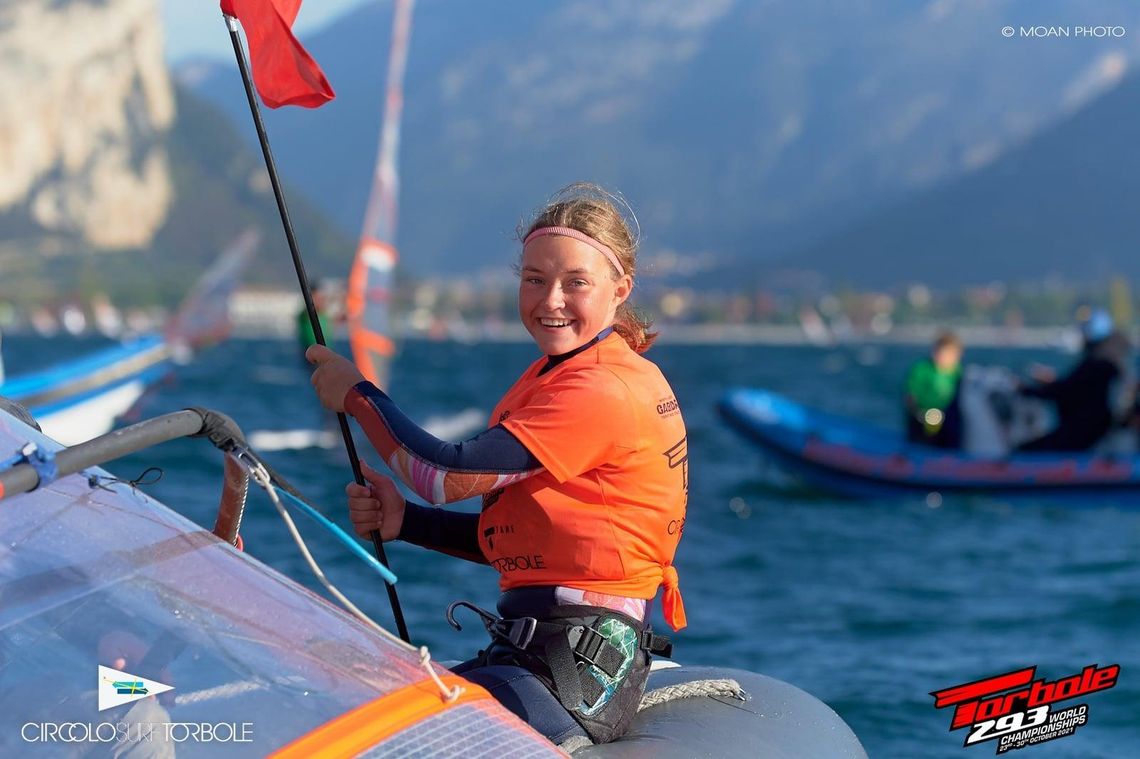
306,183 -> 686,747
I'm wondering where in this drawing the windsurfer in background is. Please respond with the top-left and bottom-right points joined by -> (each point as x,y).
297,280 -> 344,441
903,330 -> 963,448
307,183 -> 686,747
296,279 -> 337,353
1017,309 -> 1134,452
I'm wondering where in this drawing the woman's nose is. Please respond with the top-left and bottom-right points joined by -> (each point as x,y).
542,284 -> 565,309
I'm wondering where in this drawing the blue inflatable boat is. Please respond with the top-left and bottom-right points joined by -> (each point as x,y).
719,387 -> 1140,502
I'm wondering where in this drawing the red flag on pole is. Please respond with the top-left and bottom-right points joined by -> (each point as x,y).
220,0 -> 334,108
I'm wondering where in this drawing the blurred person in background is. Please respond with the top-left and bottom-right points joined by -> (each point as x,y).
903,331 -> 963,448
1018,309 -> 1133,452
296,279 -> 338,353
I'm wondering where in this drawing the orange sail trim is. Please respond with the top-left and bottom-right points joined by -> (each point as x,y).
347,237 -> 398,387
270,674 -> 491,758
354,330 -> 396,356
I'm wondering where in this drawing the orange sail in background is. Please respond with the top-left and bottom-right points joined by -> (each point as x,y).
348,0 -> 414,388
347,238 -> 397,387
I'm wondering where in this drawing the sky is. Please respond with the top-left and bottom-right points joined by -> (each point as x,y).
160,0 -> 370,62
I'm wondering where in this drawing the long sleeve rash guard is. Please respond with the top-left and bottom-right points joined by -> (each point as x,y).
345,382 -> 543,562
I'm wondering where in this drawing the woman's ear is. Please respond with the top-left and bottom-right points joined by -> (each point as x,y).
614,274 -> 633,305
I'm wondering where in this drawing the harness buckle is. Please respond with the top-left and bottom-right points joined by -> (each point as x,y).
571,625 -> 606,668
640,630 -> 673,658
500,616 -> 537,650
446,600 -> 538,650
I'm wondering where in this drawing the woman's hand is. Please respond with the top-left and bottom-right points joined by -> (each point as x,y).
347,462 -> 405,542
1027,362 -> 1056,384
307,344 -> 366,412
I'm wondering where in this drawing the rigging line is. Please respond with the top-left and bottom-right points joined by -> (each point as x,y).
243,457 -> 411,651
228,447 -> 396,586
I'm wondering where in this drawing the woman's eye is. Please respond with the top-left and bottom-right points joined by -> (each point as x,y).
524,277 -> 543,285
568,279 -> 589,288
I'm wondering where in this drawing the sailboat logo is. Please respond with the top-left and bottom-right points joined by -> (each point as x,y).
98,665 -> 173,711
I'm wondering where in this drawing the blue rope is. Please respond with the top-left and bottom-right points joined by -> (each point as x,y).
272,484 -> 398,586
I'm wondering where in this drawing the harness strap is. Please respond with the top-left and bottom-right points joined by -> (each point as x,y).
520,617 -> 669,714
543,632 -> 586,712
572,625 -> 626,678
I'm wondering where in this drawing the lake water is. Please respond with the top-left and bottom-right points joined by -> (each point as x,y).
7,335 -> 1138,757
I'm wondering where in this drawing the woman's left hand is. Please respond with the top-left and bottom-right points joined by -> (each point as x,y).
307,344 -> 366,412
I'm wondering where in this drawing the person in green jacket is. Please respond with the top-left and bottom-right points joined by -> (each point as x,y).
297,282 -> 334,352
904,331 -> 963,448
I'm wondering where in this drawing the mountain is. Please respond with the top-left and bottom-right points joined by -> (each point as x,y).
0,0 -> 173,258
777,73 -> 1140,289
182,0 -> 1140,282
0,0 -> 350,308
110,85 -> 354,307
0,82 -> 352,309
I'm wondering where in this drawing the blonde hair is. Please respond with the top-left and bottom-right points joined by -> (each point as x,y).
520,183 -> 657,353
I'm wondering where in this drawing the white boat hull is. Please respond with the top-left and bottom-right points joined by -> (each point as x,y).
36,379 -> 148,445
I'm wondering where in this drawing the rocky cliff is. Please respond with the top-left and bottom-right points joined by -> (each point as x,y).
0,0 -> 174,250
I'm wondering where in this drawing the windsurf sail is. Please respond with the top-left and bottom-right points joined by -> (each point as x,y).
347,0 -> 414,388
0,407 -> 561,756
165,227 -> 260,353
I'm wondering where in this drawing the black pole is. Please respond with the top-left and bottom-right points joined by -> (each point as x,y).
223,14 -> 409,643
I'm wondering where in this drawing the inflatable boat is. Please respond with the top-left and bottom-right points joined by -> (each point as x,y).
719,387 -> 1140,502
0,402 -> 866,756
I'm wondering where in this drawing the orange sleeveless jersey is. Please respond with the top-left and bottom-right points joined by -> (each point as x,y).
479,332 -> 689,630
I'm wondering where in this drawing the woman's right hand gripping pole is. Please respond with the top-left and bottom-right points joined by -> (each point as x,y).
347,461 -> 406,542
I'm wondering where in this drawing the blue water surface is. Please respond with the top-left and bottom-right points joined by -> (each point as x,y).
6,335 -> 1138,758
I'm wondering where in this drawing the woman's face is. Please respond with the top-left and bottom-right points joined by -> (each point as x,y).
518,235 -> 632,355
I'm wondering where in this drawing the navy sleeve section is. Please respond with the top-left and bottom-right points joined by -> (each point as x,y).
397,500 -> 488,564
353,382 -> 541,472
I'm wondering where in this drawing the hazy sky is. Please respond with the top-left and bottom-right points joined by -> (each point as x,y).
160,0 -> 370,62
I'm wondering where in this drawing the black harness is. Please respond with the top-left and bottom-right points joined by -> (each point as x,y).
447,600 -> 672,718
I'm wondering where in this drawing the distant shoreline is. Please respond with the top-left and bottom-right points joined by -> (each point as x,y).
2,320 -> 1086,348
223,322 -> 1081,348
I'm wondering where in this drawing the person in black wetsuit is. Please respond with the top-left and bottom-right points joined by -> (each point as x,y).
1018,310 -> 1132,452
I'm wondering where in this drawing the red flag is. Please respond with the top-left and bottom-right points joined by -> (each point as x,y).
221,0 -> 334,108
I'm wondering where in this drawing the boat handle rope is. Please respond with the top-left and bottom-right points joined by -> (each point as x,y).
87,466 -> 164,492
418,646 -> 463,703
246,449 -> 461,686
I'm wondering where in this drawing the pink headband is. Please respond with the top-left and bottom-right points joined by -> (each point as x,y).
523,226 -> 626,277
